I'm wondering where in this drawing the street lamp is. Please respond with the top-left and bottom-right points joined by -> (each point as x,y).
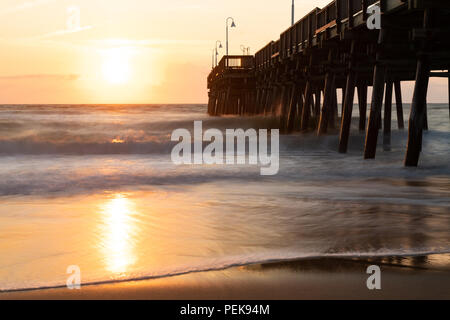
240,45 -> 250,55
226,17 -> 236,57
215,40 -> 223,66
292,0 -> 295,26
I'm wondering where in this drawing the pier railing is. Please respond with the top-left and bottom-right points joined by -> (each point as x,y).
256,0 -> 381,68
208,55 -> 254,88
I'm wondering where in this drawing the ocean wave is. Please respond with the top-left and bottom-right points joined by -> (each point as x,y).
0,123 -> 447,156
0,140 -> 175,155
2,249 -> 449,293
0,169 -> 264,196
0,115 -> 284,155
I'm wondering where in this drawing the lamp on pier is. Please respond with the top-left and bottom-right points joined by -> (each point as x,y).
215,40 -> 223,67
291,0 -> 295,26
240,45 -> 250,56
226,17 -> 236,57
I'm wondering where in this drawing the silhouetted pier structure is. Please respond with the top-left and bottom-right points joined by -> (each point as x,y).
207,0 -> 450,166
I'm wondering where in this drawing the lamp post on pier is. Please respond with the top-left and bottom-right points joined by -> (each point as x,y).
240,45 -> 250,55
226,17 -> 236,57
215,40 -> 223,67
292,0 -> 295,26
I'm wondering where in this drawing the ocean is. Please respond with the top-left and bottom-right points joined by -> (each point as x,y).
0,104 -> 449,291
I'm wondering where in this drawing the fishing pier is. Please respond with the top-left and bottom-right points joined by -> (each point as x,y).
207,0 -> 450,166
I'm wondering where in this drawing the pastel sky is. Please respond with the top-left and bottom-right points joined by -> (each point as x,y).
0,0 -> 447,104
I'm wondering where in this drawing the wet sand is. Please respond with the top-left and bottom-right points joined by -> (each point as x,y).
2,256 -> 450,300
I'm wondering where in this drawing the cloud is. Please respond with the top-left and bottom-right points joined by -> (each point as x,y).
89,38 -> 209,46
0,74 -> 80,81
37,26 -> 94,39
0,0 -> 93,41
0,0 -> 56,16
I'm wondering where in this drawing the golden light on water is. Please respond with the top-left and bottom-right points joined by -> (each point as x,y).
112,138 -> 125,144
99,193 -> 139,274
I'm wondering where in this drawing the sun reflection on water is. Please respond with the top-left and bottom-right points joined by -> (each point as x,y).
99,193 -> 139,274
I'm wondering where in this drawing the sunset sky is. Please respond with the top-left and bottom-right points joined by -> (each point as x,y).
0,0 -> 448,104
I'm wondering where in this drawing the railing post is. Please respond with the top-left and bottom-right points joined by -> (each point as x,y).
307,14 -> 311,47
362,0 -> 368,22
336,0 -> 342,33
348,0 -> 354,28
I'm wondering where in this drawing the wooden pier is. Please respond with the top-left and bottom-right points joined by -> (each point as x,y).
207,0 -> 450,166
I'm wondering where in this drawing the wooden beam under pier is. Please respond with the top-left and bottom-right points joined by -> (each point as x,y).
301,81 -> 314,131
394,81 -> 404,129
286,84 -> 302,133
318,50 -> 336,135
383,80 -> 393,149
405,54 -> 430,166
364,29 -> 388,160
357,84 -> 368,131
339,40 -> 358,154
405,9 -> 432,167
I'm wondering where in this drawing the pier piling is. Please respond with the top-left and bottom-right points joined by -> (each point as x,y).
339,40 -> 357,154
364,29 -> 387,160
394,81 -> 404,129
405,54 -> 430,167
383,80 -> 393,149
357,84 -> 368,131
318,50 -> 336,135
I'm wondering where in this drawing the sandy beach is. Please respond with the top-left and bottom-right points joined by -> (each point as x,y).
2,256 -> 450,300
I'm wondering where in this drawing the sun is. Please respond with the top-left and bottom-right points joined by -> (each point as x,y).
102,48 -> 132,85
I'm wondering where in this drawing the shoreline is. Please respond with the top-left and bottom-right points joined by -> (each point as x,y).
2,254 -> 450,300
